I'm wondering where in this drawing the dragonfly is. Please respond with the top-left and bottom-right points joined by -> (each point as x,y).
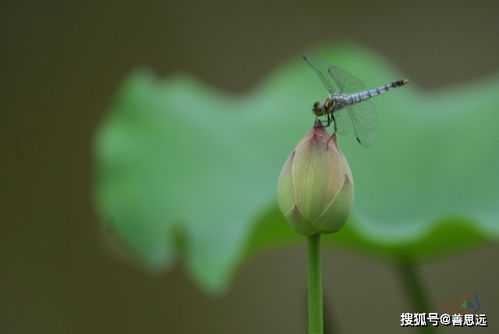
303,52 -> 409,146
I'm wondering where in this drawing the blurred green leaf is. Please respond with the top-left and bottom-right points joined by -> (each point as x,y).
94,43 -> 499,293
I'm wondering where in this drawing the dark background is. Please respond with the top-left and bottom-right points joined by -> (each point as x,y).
2,0 -> 498,333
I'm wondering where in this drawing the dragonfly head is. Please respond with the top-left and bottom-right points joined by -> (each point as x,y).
312,101 -> 324,116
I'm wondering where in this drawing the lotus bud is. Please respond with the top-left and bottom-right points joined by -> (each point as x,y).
277,120 -> 354,235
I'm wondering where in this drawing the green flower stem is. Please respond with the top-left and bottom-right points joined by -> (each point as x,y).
397,259 -> 438,333
308,233 -> 323,334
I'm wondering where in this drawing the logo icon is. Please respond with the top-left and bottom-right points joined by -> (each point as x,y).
440,294 -> 481,314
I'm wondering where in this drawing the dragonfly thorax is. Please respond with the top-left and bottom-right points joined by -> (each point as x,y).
312,94 -> 349,117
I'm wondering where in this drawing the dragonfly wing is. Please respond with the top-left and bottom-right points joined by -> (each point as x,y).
329,65 -> 377,146
333,109 -> 352,135
303,52 -> 341,93
346,101 -> 377,146
328,65 -> 367,94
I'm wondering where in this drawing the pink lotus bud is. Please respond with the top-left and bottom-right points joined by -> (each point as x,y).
277,121 -> 354,235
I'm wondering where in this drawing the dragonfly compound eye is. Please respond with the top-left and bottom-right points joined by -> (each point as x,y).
312,101 -> 322,115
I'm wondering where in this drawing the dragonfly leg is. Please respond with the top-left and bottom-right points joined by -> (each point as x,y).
325,112 -> 331,127
331,113 -> 337,134
316,115 -> 328,127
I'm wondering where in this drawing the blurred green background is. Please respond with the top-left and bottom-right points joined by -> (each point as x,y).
2,0 -> 499,333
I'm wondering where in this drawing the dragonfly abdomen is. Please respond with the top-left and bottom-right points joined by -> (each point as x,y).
347,79 -> 409,104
